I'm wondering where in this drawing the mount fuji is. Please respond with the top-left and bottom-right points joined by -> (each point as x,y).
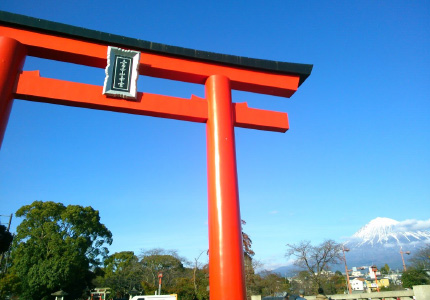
271,217 -> 430,274
342,217 -> 430,270
349,217 -> 430,247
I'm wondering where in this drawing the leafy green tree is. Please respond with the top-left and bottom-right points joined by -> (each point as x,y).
170,275 -> 196,300
8,201 -> 112,300
139,248 -> 188,293
193,264 -> 209,300
380,263 -> 390,274
0,270 -> 21,300
401,267 -> 430,288
324,272 -> 346,295
192,251 -> 209,300
101,251 -> 143,298
254,271 -> 289,297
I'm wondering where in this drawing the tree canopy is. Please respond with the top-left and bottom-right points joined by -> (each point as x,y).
380,263 -> 390,274
400,244 -> 430,289
4,201 -> 113,300
401,268 -> 430,288
99,251 -> 143,298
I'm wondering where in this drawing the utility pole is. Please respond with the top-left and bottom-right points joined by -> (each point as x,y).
371,266 -> 380,292
342,246 -> 352,294
400,246 -> 410,272
0,214 -> 13,271
158,272 -> 163,295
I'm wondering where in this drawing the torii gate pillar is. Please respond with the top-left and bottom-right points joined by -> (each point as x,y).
206,75 -> 246,299
0,37 -> 26,149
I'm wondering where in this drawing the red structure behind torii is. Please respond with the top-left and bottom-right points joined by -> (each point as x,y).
0,11 -> 312,300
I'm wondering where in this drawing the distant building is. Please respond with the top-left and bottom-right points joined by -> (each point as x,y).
385,272 -> 402,285
367,267 -> 381,279
350,270 -> 363,278
90,288 -> 111,300
314,270 -> 334,276
365,278 -> 390,291
350,278 -> 366,291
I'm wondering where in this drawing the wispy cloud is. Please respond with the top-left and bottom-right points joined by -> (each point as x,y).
394,218 -> 430,232
257,255 -> 295,272
269,210 -> 279,215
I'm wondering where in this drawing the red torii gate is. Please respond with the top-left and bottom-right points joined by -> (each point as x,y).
0,11 -> 312,300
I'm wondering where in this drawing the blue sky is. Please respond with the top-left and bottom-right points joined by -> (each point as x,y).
0,1 -> 429,270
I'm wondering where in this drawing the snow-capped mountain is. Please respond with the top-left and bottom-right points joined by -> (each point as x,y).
342,217 -> 430,269
272,217 -> 430,274
350,217 -> 430,247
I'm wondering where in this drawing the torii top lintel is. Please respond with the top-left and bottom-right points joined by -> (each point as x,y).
0,11 -> 312,133
0,11 -> 312,96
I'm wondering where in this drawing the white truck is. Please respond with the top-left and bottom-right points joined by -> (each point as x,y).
130,295 -> 177,300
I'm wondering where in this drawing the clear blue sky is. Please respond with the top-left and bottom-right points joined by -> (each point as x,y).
1,1 -> 429,270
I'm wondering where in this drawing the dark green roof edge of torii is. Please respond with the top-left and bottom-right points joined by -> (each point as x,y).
0,10 -> 313,86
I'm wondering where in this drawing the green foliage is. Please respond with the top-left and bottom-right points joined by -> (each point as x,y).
193,264 -> 209,300
380,263 -> 390,274
322,273 -> 346,295
288,269 -> 347,296
140,248 -> 187,290
190,252 -> 209,300
94,248 -> 209,300
402,267 -> 430,288
379,284 -> 404,292
171,277 -> 196,300
100,251 -> 142,298
0,270 -> 21,300
401,245 -> 430,289
254,271 -> 289,297
8,201 -> 112,300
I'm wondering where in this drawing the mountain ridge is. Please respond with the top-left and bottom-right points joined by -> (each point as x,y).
271,217 -> 430,275
349,217 -> 430,247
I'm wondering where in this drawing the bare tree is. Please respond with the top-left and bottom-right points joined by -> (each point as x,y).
286,240 -> 343,289
409,244 -> 430,270
193,250 -> 206,294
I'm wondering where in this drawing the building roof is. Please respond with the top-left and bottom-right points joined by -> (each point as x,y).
352,278 -> 366,282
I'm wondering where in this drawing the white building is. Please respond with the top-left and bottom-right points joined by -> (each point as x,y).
350,270 -> 363,277
350,278 -> 366,291
367,267 -> 381,279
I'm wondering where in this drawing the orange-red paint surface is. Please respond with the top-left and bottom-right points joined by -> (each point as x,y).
0,26 -> 300,97
206,75 -> 246,300
14,71 -> 289,132
0,36 -> 26,149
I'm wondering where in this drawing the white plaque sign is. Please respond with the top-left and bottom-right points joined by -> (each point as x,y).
103,46 -> 140,99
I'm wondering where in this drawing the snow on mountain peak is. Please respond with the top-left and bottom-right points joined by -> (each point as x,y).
351,217 -> 430,247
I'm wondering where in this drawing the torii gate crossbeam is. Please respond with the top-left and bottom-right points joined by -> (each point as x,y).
0,11 -> 312,300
